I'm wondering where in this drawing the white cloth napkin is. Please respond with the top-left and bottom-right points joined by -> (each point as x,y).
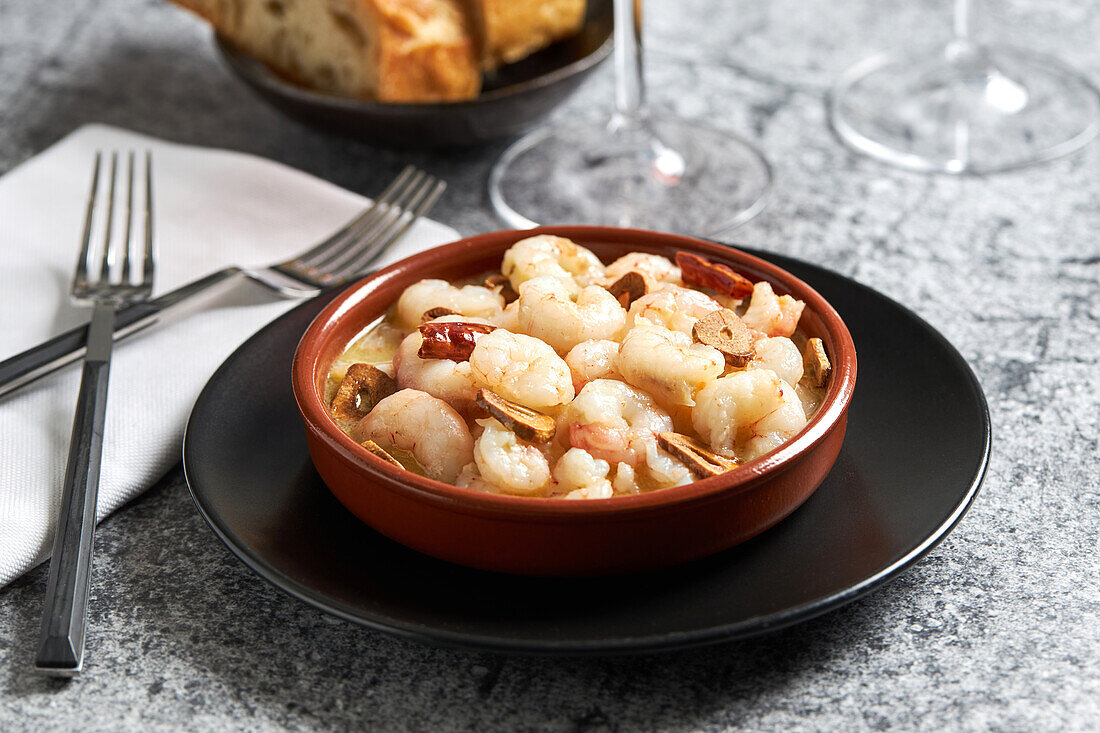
0,124 -> 459,587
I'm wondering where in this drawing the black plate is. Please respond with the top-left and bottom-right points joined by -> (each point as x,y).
183,250 -> 990,655
215,0 -> 613,149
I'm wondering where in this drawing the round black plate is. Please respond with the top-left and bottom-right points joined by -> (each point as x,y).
215,0 -> 613,149
183,250 -> 990,655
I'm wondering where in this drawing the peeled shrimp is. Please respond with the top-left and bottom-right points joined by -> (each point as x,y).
603,252 -> 681,289
560,379 -> 674,466
742,385 -> 807,460
748,336 -> 804,385
552,448 -> 614,500
692,369 -> 806,461
517,276 -> 627,354
491,300 -> 521,331
609,441 -> 695,493
612,463 -> 638,495
554,416 -> 692,497
642,441 -> 696,488
473,418 -> 551,496
564,339 -> 622,393
395,279 -> 504,329
501,235 -> 605,289
627,286 -> 723,334
353,389 -> 474,483
741,281 -> 805,338
455,462 -> 499,494
604,449 -> 694,494
469,329 -> 575,409
392,315 -> 490,416
617,326 -> 724,407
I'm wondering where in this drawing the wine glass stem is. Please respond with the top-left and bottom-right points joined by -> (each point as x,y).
612,0 -> 646,124
948,0 -> 985,68
953,0 -> 979,48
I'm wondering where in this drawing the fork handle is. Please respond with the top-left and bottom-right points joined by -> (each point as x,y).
35,303 -> 116,676
0,267 -> 245,399
0,302 -> 158,399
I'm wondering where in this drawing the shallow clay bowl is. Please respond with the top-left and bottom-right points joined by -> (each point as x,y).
292,226 -> 857,576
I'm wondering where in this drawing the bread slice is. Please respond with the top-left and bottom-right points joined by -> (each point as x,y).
171,0 -> 481,102
461,0 -> 587,69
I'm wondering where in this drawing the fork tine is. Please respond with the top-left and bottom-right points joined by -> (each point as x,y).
120,152 -> 135,285
142,151 -> 154,289
320,168 -> 424,262
307,169 -> 427,274
323,170 -> 429,266
99,153 -> 118,284
315,171 -> 434,276
268,166 -> 447,290
289,166 -> 416,270
72,152 -> 102,295
330,177 -> 446,284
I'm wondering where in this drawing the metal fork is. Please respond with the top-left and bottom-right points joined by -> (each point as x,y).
237,164 -> 447,295
0,165 -> 447,398
36,151 -> 155,677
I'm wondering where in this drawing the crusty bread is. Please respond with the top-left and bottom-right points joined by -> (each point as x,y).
171,0 -> 481,102
462,0 -> 587,69
170,0 -> 587,101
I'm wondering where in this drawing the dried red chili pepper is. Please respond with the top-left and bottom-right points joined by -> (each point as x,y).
676,251 -> 755,300
417,321 -> 496,361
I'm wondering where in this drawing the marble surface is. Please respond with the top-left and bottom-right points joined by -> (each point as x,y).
2,0 -> 1099,730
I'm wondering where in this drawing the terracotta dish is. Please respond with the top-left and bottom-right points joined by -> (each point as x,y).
291,227 -> 857,576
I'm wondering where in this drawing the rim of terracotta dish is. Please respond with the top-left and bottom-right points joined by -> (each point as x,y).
292,226 -> 857,520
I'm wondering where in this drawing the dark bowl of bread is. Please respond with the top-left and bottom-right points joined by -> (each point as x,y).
172,0 -> 612,148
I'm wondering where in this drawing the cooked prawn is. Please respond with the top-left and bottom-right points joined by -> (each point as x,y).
564,339 -> 622,393
468,329 -> 575,409
353,388 -> 474,483
501,235 -> 605,289
560,379 -> 674,466
491,300 -> 521,331
691,369 -> 806,461
606,443 -> 694,494
748,336 -> 804,385
603,252 -> 681,290
742,385 -> 807,460
473,418 -> 551,496
642,441 -> 696,488
517,276 -> 627,354
455,462 -> 499,494
617,326 -> 724,407
627,286 -> 723,334
395,279 -> 504,329
552,448 -> 614,500
741,281 -> 805,338
611,463 -> 638,494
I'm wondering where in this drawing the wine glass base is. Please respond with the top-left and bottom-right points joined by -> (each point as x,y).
489,117 -> 773,237
829,44 -> 1100,174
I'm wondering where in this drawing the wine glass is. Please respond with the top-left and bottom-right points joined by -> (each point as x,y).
829,0 -> 1100,174
488,0 -> 773,236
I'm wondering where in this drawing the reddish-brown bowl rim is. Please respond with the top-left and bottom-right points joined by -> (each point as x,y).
292,226 -> 857,519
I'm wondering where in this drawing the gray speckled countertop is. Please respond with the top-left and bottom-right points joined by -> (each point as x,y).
2,0 -> 1098,730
